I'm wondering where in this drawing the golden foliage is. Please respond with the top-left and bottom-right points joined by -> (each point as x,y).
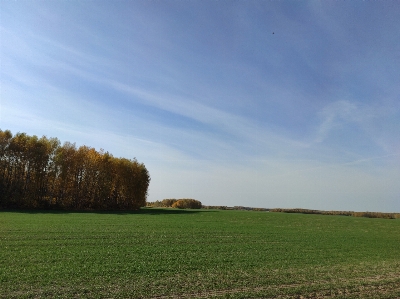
172,199 -> 202,209
0,129 -> 150,210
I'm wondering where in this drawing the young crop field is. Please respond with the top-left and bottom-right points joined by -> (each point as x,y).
1,208 -> 400,298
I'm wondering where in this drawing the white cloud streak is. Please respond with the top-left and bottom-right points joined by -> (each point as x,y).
1,1 -> 400,212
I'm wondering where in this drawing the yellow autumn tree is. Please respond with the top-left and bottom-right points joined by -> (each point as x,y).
172,199 -> 202,209
0,129 -> 150,211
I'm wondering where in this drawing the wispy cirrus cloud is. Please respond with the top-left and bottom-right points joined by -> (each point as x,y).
1,1 -> 400,212
314,99 -> 400,156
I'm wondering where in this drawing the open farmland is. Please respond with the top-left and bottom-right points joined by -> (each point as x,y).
1,209 -> 400,298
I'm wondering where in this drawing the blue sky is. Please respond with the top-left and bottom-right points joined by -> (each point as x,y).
1,1 -> 399,212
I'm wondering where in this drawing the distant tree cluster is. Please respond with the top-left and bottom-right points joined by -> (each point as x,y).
172,199 -> 202,209
270,208 -> 400,219
147,198 -> 202,209
0,130 -> 150,210
147,198 -> 177,208
201,205 -> 269,211
145,199 -> 399,219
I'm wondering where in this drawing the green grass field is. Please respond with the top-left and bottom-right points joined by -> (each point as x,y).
1,209 -> 400,298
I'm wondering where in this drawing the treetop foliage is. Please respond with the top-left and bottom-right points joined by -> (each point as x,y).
0,129 -> 150,211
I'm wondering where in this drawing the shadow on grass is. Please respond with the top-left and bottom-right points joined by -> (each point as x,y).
0,207 -> 217,215
131,208 -> 217,215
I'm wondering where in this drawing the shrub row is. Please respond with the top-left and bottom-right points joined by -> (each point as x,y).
147,198 -> 202,209
270,208 -> 400,219
145,202 -> 398,219
202,205 -> 269,211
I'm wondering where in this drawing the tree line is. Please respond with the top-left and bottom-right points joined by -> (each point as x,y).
147,198 -> 202,209
270,208 -> 400,219
0,129 -> 150,211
